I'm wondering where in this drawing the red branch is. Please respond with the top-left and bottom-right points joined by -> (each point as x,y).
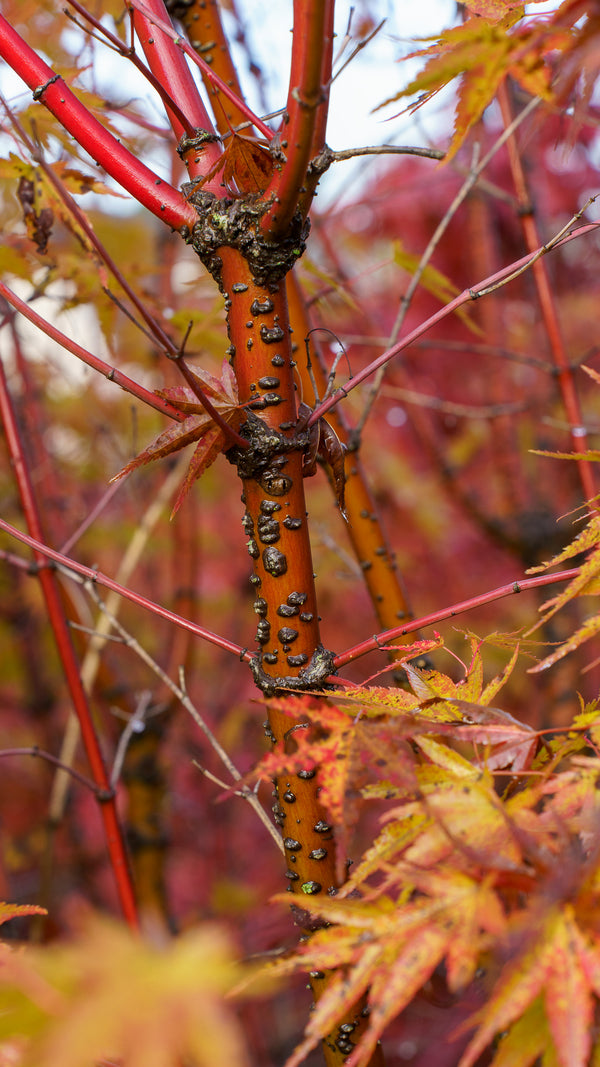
0,517 -> 250,662
333,567 -> 581,669
65,0 -> 194,137
261,0 -> 334,237
310,221 -> 600,425
0,355 -> 139,928
0,14 -> 196,229
498,83 -> 596,503
0,282 -> 185,422
130,0 -> 223,188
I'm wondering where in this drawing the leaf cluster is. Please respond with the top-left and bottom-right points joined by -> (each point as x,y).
252,638 -> 600,1067
382,0 -> 600,160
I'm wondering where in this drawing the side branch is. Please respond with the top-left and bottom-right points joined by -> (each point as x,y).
498,82 -> 595,502
0,14 -> 196,230
130,0 -> 222,187
0,518 -> 249,661
309,218 -> 600,425
261,0 -> 334,237
129,0 -> 273,140
0,282 -> 185,422
334,567 -> 581,669
0,354 -> 138,928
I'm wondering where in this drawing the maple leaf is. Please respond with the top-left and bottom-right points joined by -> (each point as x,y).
525,508 -> 600,669
266,869 -> 506,1067
190,133 -> 275,197
111,359 -> 242,515
378,10 -> 560,160
458,906 -> 594,1067
257,694 -> 417,881
0,902 -> 47,926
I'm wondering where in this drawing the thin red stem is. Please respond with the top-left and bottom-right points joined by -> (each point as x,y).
333,567 -> 581,669
0,14 -> 196,230
309,221 -> 600,425
0,281 -> 185,422
65,0 -> 195,137
497,82 -> 595,502
0,354 -> 139,928
130,0 -> 222,188
0,517 -> 250,661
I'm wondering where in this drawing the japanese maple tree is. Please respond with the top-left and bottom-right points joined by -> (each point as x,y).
0,1 -> 600,1066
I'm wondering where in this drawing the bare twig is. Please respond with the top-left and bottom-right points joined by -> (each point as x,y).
110,691 -> 153,789
0,748 -> 99,793
84,583 -> 282,851
356,97 -> 540,433
334,567 -> 581,670
309,216 -> 600,425
0,515 -> 250,660
329,144 -> 444,163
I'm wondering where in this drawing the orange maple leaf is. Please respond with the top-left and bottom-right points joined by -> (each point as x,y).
111,360 -> 242,516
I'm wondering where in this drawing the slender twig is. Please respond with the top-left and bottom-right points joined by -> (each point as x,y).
84,582 -> 282,850
0,350 -> 139,928
0,516 -> 251,660
50,456 -> 190,829
332,17 -> 386,84
110,691 -> 153,789
498,82 -> 596,503
309,216 -> 600,425
333,567 -> 581,669
0,748 -> 99,793
0,281 -> 184,421
340,336 -> 553,373
59,483 -> 125,557
329,144 -> 444,162
357,97 -> 540,433
381,385 -> 527,420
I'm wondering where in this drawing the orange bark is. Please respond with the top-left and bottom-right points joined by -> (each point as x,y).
221,246 -> 382,1066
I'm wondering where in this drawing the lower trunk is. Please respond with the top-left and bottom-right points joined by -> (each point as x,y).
220,246 -> 384,1066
